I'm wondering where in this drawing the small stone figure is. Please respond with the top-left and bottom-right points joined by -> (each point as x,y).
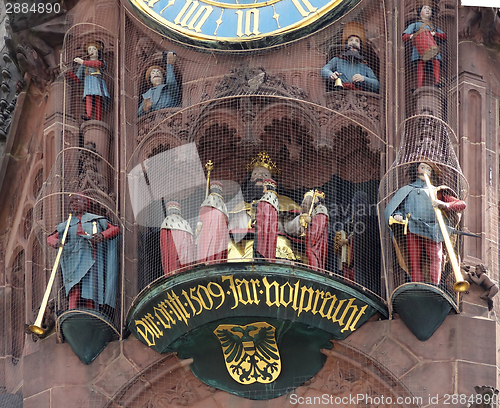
160,201 -> 195,276
73,41 -> 111,121
301,191 -> 329,271
254,179 -> 279,261
384,162 -> 466,284
467,264 -> 498,311
321,22 -> 380,93
47,193 -> 120,310
138,51 -> 180,116
403,1 -> 447,88
468,385 -> 499,408
196,181 -> 229,263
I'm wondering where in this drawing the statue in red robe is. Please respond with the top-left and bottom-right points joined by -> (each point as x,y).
160,202 -> 195,277
301,191 -> 329,270
196,181 -> 229,263
254,179 -> 279,261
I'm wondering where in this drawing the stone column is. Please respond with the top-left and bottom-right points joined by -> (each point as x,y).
413,86 -> 444,119
80,119 -> 113,195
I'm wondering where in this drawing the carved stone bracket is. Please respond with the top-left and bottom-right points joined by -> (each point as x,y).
136,107 -> 185,145
70,120 -> 116,203
325,90 -> 381,136
204,66 -> 309,101
102,342 -> 417,407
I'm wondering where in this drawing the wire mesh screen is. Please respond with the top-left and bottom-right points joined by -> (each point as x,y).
29,22 -> 122,338
16,0 -> 490,404
377,1 -> 466,310
90,342 -> 422,407
123,0 -> 388,314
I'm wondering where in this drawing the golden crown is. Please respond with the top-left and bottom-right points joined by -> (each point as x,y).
246,152 -> 281,175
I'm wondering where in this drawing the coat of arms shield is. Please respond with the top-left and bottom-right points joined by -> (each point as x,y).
214,322 -> 281,385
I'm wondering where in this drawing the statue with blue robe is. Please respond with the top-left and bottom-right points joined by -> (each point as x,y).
321,22 -> 380,93
138,52 -> 180,116
47,194 -> 120,310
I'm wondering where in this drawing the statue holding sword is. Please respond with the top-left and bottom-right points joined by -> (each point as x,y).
384,162 -> 466,285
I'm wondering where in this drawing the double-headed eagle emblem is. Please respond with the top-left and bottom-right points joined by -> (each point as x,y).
214,322 -> 281,385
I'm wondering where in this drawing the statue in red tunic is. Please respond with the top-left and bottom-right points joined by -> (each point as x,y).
301,191 -> 329,270
160,202 -> 195,277
254,179 -> 279,261
196,181 -> 229,263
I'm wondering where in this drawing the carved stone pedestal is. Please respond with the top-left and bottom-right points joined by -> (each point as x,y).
80,120 -> 113,196
413,86 -> 444,119
81,120 -> 113,161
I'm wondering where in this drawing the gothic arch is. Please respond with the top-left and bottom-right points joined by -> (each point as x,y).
102,342 -> 418,407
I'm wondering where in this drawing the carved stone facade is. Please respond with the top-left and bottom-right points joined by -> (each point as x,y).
0,0 -> 499,407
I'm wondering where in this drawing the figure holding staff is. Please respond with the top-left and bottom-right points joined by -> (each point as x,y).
196,181 -> 229,263
301,190 -> 329,270
384,162 -> 466,285
47,193 -> 120,310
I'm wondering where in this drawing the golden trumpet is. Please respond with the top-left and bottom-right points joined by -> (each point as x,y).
29,213 -> 73,335
423,173 -> 470,292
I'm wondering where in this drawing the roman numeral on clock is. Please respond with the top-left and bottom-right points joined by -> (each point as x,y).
291,0 -> 317,17
174,0 -> 213,33
235,9 -> 260,37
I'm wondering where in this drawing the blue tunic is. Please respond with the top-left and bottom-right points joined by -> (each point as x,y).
56,213 -> 119,307
321,57 -> 380,93
403,21 -> 445,62
384,179 -> 445,243
76,61 -> 111,100
138,64 -> 180,116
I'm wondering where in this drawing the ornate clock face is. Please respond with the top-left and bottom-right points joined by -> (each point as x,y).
129,0 -> 360,49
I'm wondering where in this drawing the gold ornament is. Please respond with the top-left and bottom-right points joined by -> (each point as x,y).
246,152 -> 281,175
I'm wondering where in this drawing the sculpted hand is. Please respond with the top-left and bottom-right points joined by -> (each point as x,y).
143,97 -> 152,112
330,71 -> 340,80
74,57 -> 84,65
195,222 -> 202,237
352,74 -> 365,82
90,233 -> 104,245
54,239 -> 64,248
166,51 -> 177,65
393,214 -> 404,222
432,199 -> 448,210
431,31 -> 436,36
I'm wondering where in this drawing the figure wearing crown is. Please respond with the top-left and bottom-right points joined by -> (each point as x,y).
253,179 -> 279,261
160,202 -> 195,276
228,152 -> 302,260
72,41 -> 111,121
196,181 -> 229,263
